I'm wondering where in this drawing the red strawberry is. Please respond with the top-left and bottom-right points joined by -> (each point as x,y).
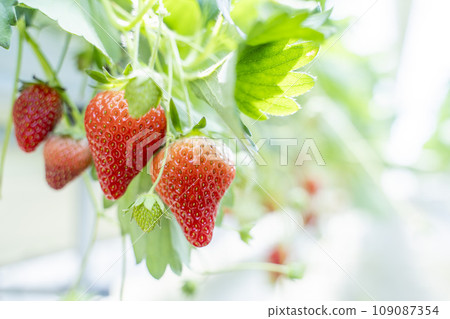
268,244 -> 287,282
44,136 -> 92,190
84,90 -> 166,200
150,137 -> 236,247
303,177 -> 320,196
13,84 -> 63,152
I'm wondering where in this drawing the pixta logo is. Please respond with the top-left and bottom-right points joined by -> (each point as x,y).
126,130 -> 164,171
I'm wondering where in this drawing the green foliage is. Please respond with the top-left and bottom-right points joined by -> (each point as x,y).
238,224 -> 253,244
246,9 -> 323,46
3,0 -> 335,283
125,76 -> 162,118
192,116 -> 206,130
163,0 -> 202,36
0,0 -> 16,49
85,69 -> 109,83
20,0 -> 121,60
235,40 -> 318,120
118,172 -> 190,279
190,56 -> 250,142
169,99 -> 183,134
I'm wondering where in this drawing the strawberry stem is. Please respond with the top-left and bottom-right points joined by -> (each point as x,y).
169,35 -> 193,126
148,135 -> 172,195
83,173 -> 102,214
100,0 -> 128,30
119,233 -> 127,300
72,214 -> 99,296
124,0 -> 155,32
202,262 -> 304,278
56,33 -> 72,75
70,174 -> 101,296
0,21 -> 24,199
148,0 -> 163,69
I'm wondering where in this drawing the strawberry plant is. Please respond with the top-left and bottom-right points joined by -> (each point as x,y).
0,0 -> 334,297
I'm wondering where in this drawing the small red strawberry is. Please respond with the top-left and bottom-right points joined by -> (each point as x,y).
13,84 -> 63,152
44,136 -> 92,190
150,137 -> 236,247
268,244 -> 287,282
303,177 -> 320,196
84,90 -> 166,200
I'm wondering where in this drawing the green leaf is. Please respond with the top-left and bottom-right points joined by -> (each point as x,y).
230,0 -> 263,34
246,6 -> 325,46
20,0 -> 121,60
0,0 -> 17,49
190,55 -> 250,142
216,0 -> 245,38
125,76 -> 162,119
117,172 -> 190,278
103,196 -> 115,209
117,173 -> 147,263
169,217 -> 190,265
85,69 -> 109,83
235,41 -> 318,119
197,0 -> 219,25
89,164 -> 98,181
145,220 -> 170,279
169,99 -> 183,134
14,6 -> 36,27
163,0 -> 202,36
145,217 -> 184,279
192,116 -> 206,130
123,63 -> 133,76
239,224 -> 253,244
216,187 -> 234,226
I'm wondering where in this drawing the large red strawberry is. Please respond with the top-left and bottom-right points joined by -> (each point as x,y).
150,137 -> 235,247
85,90 -> 166,200
44,136 -> 92,189
13,84 -> 63,152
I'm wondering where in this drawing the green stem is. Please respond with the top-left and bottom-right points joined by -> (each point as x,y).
119,233 -> 127,300
73,213 -> 99,292
70,174 -> 102,293
202,262 -> 291,276
56,33 -> 71,75
124,0 -> 155,31
169,35 -> 192,126
21,28 -> 55,84
83,173 -> 102,214
167,52 -> 173,101
111,2 -> 132,21
0,24 -> 24,199
187,14 -> 223,69
148,3 -> 162,69
132,23 -> 141,67
100,0 -> 129,30
147,135 -> 171,194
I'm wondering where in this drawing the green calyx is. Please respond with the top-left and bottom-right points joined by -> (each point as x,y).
126,194 -> 166,233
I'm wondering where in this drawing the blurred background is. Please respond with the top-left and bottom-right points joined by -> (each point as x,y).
0,0 -> 450,300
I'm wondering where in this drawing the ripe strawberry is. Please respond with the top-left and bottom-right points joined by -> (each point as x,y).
13,84 -> 63,152
303,177 -> 320,196
84,90 -> 166,200
150,137 -> 236,247
44,136 -> 92,190
268,244 -> 287,282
